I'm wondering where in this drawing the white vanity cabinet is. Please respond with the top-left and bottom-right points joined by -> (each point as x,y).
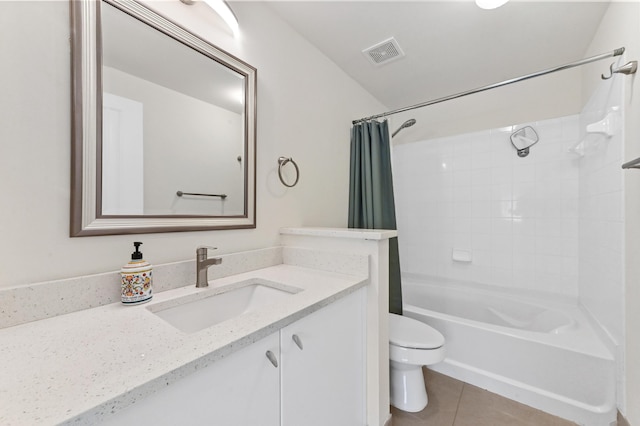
101,331 -> 281,426
101,288 -> 365,425
280,288 -> 366,425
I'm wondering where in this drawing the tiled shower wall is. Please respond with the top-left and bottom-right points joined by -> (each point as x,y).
393,116 -> 584,297
394,75 -> 624,310
578,74 -> 624,346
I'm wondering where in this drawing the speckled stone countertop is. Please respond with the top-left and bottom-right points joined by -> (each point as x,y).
280,227 -> 397,240
0,263 -> 368,425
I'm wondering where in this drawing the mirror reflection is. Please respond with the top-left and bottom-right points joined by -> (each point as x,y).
101,2 -> 245,216
70,0 -> 256,236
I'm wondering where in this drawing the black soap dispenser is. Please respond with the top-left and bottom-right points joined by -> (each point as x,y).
120,242 -> 153,304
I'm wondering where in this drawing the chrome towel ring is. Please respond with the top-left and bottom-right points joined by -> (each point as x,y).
278,157 -> 299,187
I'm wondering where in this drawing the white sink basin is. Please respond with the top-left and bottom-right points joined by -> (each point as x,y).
148,280 -> 302,333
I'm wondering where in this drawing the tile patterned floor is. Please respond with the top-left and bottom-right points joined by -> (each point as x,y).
391,368 -> 578,426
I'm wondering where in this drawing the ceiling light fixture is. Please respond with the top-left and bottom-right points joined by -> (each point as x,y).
475,0 -> 509,10
180,0 -> 239,36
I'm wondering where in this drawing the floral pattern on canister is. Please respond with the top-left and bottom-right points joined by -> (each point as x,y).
121,263 -> 153,304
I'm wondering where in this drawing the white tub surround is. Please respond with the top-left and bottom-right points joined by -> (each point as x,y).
0,244 -> 371,425
280,227 -> 397,426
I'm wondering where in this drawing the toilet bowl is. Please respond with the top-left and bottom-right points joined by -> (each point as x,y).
389,313 -> 445,412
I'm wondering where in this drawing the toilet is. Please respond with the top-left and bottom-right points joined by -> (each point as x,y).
389,313 -> 446,412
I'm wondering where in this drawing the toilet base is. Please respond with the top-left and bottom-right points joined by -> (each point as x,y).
390,362 -> 428,412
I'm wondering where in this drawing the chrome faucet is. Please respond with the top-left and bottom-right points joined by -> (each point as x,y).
196,246 -> 222,288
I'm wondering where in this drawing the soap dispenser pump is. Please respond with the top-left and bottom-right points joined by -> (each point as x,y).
121,242 -> 153,304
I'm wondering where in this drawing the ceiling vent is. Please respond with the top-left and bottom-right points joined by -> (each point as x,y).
362,37 -> 405,66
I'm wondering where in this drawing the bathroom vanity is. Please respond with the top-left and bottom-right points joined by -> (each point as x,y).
0,262 -> 366,425
0,228 -> 395,426
102,288 -> 365,425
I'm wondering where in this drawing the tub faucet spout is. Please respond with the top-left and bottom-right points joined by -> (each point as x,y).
196,246 -> 222,288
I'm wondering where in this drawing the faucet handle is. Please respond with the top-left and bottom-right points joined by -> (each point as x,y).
196,246 -> 217,257
197,245 -> 218,252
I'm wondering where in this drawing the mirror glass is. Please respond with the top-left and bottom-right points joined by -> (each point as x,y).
71,0 -> 256,236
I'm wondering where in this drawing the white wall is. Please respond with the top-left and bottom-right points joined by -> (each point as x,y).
582,2 -> 640,422
391,68 -> 583,144
0,1 -> 384,288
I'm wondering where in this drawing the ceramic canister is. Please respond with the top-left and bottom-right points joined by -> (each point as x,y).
121,259 -> 153,304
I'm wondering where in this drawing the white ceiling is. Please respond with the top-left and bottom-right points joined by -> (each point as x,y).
265,1 -> 610,114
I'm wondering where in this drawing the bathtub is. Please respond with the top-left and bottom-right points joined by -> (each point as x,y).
402,275 -> 616,426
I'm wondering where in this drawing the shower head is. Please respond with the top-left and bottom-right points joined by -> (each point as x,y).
392,119 -> 417,138
510,126 -> 539,157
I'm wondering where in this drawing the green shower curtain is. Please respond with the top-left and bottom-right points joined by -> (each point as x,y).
348,120 -> 403,315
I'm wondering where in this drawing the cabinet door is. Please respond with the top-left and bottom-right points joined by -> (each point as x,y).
280,289 -> 366,426
102,332 -> 280,426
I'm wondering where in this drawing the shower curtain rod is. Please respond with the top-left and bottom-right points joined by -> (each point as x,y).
352,47 -> 625,125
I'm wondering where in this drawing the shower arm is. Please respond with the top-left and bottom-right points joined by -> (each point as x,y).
391,127 -> 404,138
392,119 -> 417,137
353,47 -> 627,125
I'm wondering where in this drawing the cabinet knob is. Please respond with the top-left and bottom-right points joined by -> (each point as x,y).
265,350 -> 278,368
292,334 -> 304,350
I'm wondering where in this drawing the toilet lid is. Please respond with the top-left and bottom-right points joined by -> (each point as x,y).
389,313 -> 445,349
